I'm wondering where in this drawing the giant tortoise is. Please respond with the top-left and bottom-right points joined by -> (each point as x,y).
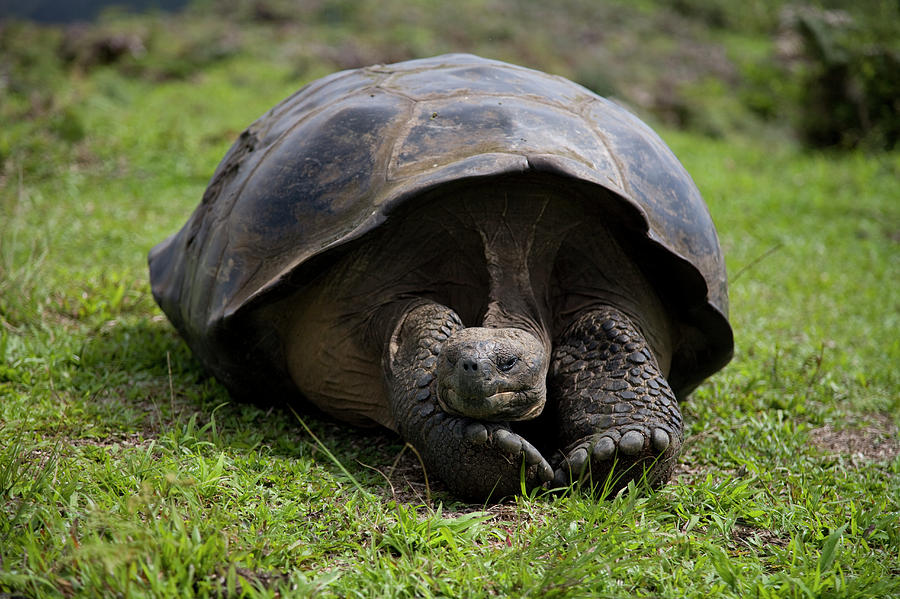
149,54 -> 733,500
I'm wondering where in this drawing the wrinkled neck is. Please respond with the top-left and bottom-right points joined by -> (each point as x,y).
475,198 -> 558,351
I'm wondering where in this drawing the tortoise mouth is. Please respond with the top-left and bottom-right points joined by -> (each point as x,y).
437,386 -> 545,421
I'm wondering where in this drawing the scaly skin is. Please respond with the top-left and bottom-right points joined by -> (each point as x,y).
548,307 -> 683,494
387,303 -> 554,500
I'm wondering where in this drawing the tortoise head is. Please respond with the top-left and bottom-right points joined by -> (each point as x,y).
435,327 -> 547,421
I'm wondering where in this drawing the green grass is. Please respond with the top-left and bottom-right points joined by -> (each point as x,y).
2,3 -> 899,598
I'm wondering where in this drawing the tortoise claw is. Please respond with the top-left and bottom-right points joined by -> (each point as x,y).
464,422 -> 489,444
619,430 -> 645,456
651,428 -> 671,453
592,436 -> 616,461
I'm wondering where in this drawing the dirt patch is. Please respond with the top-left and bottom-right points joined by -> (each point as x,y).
362,441 -> 456,507
809,413 -> 899,463
673,459 -> 714,483
361,438 -> 554,520
732,522 -> 790,549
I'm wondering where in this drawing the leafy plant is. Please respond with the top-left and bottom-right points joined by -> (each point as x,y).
791,6 -> 900,149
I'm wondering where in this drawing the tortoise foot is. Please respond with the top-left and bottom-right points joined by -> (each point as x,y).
463,422 -> 551,474
549,306 -> 683,495
551,426 -> 678,494
388,302 -> 553,501
450,420 -> 555,497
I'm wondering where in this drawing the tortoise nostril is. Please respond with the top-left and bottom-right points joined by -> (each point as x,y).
460,358 -> 478,372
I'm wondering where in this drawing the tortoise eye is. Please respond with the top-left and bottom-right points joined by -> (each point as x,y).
442,345 -> 460,365
497,355 -> 518,372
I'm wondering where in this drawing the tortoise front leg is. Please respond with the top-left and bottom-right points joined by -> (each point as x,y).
549,306 -> 683,494
387,303 -> 554,501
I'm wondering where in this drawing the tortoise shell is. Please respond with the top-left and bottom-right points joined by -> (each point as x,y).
149,53 -> 733,404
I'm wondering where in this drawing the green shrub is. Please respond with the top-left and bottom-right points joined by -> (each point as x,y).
790,6 -> 900,150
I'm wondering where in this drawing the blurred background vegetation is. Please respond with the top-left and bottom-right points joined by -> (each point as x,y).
1,0 -> 898,186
